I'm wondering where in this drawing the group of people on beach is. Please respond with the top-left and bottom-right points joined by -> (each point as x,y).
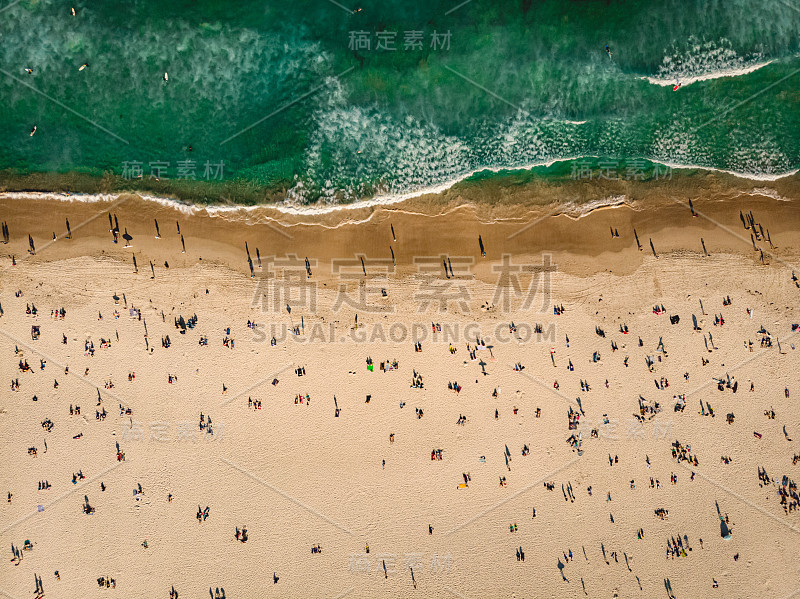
5,207 -> 800,598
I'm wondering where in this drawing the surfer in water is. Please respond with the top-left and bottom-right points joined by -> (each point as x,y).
605,44 -> 612,60
673,78 -> 681,91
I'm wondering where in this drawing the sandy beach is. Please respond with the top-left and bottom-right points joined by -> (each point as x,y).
2,188 -> 800,599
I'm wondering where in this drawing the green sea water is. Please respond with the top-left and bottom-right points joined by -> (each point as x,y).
0,0 -> 799,204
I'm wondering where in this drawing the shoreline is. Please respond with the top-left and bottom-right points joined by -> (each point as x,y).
2,178 -> 799,284
1,158 -> 798,216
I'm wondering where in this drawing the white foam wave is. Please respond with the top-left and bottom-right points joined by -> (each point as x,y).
642,59 -> 774,87
658,161 -> 797,182
740,188 -> 791,202
1,159 -> 795,217
277,157 -> 573,215
644,38 -> 772,88
0,191 -> 200,215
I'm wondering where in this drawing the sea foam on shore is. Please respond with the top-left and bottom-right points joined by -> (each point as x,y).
1,159 -> 797,219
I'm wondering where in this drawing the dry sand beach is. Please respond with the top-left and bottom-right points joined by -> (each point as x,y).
1,187 -> 800,599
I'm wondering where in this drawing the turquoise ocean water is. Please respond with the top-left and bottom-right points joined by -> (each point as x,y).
1,0 -> 799,204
